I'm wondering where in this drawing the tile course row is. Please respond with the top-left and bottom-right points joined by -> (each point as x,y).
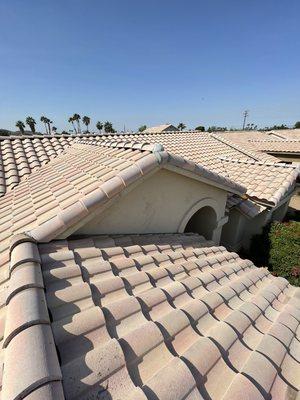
39,233 -> 300,400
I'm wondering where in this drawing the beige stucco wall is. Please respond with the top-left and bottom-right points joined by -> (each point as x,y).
221,198 -> 291,251
221,209 -> 270,251
221,208 -> 246,249
75,168 -> 227,240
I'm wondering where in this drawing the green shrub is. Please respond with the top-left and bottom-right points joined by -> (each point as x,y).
269,221 -> 300,286
247,221 -> 300,285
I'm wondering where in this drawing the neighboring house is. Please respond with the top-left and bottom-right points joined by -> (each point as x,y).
0,138 -> 299,399
143,124 -> 179,133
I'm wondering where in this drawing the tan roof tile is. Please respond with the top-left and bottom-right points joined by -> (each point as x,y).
1,232 -> 291,399
2,132 -> 297,208
0,133 -> 299,399
2,324 -> 62,400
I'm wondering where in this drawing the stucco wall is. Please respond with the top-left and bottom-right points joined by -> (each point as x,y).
221,198 -> 290,251
221,209 -> 270,251
75,168 -> 227,236
221,208 -> 245,249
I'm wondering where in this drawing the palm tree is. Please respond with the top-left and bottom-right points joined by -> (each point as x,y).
138,125 -> 147,132
40,116 -> 49,134
48,119 -> 53,134
96,121 -> 103,133
177,122 -> 186,131
52,126 -> 57,134
25,116 -> 36,134
44,118 -> 52,134
72,114 -> 81,134
82,116 -> 90,133
68,116 -> 77,134
15,120 -> 25,135
104,121 -> 115,133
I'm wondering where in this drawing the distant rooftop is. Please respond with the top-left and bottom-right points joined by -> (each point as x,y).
143,124 -> 179,133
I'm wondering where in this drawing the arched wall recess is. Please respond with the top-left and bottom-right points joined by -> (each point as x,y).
178,197 -> 222,233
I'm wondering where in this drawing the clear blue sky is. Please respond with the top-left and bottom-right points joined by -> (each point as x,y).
0,0 -> 299,132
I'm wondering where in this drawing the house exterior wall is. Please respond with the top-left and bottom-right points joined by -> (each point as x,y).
75,169 -> 228,241
221,208 -> 246,250
221,198 -> 291,251
221,209 -> 270,251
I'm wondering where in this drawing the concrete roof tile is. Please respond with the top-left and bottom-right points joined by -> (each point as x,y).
4,287 -> 49,347
6,261 -> 44,305
22,381 -> 65,400
10,241 -> 41,273
0,159 -> 299,400
2,324 -> 61,400
28,216 -> 66,242
52,306 -> 109,365
100,175 -> 125,198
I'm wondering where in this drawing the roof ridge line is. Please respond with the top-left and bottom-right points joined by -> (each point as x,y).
0,134 -> 104,140
128,130 -> 190,136
267,131 -> 287,139
211,133 -> 260,161
75,137 -> 165,153
249,138 -> 300,143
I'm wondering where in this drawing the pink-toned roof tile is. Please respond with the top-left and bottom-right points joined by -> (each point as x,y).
0,140 -> 247,391
2,238 -> 63,399
3,232 -> 295,399
0,140 -> 245,260
0,134 -> 82,196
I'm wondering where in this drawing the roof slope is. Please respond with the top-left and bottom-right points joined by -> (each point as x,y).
216,130 -> 300,157
89,133 -> 299,206
0,135 -> 74,195
248,139 -> 300,154
1,133 -> 298,208
0,139 -> 245,398
267,129 -> 300,140
219,157 -> 298,205
4,233 -> 299,399
0,139 -> 244,298
0,141 -> 245,252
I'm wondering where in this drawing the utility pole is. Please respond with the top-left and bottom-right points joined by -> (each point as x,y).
242,110 -> 249,130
